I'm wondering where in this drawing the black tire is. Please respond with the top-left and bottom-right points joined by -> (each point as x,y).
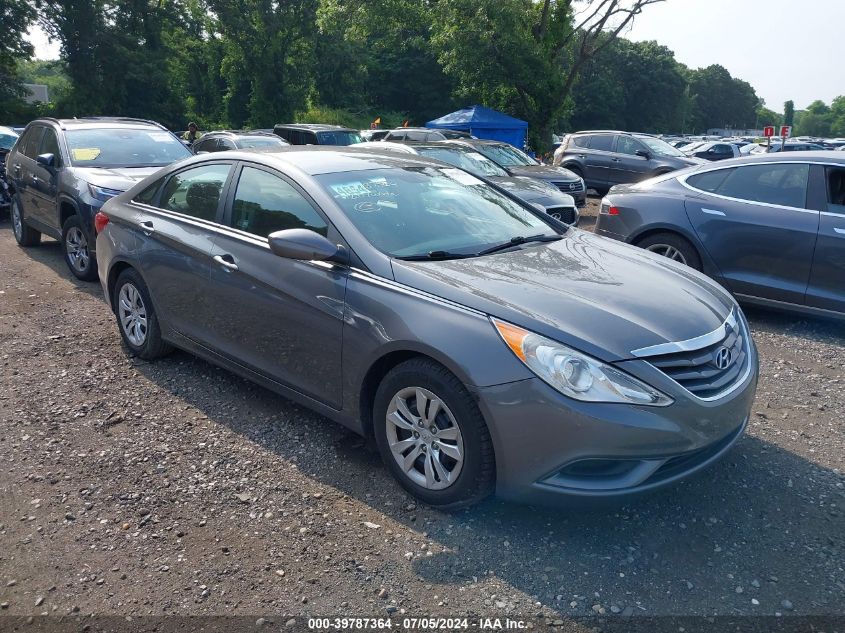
10,195 -> 41,247
373,358 -> 495,509
61,215 -> 98,281
564,165 -> 583,180
636,232 -> 703,271
113,268 -> 172,360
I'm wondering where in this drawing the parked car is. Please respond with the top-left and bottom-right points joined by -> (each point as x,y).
360,129 -> 390,142
273,124 -> 363,146
192,130 -> 289,154
555,131 -> 704,195
751,141 -> 828,154
6,116 -> 192,280
357,141 -> 579,224
596,152 -> 845,317
95,147 -> 757,507
448,139 -> 586,207
684,141 -> 740,161
0,126 -> 19,214
382,127 -> 473,142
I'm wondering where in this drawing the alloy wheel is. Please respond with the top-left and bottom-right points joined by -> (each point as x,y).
645,243 -> 688,265
65,227 -> 90,273
11,201 -> 23,240
118,283 -> 148,347
385,387 -> 464,490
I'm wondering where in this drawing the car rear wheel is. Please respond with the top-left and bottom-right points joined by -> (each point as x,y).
373,358 -> 495,509
62,216 -> 98,281
11,196 -> 41,247
114,269 -> 172,360
637,232 -> 702,271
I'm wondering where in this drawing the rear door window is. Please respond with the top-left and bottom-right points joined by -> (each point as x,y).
20,126 -> 45,159
160,163 -> 232,222
686,168 -> 735,193
717,163 -> 810,208
590,134 -> 615,152
570,136 -> 590,149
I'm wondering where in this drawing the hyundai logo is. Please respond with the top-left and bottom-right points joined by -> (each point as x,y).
715,347 -> 733,370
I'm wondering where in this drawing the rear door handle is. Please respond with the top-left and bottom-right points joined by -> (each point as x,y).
140,220 -> 155,235
834,228 -> 845,235
701,208 -> 726,217
31,175 -> 39,185
213,254 -> 239,271
13,164 -> 21,174
610,158 -> 621,162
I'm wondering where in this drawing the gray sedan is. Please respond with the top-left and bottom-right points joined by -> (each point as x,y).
596,152 -> 845,318
95,148 -> 757,508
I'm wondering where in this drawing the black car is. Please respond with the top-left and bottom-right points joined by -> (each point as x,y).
447,139 -> 586,207
595,153 -> 845,318
6,116 -> 192,280
684,141 -> 740,161
273,124 -> 363,146
383,128 -> 473,142
555,131 -> 703,195
192,130 -> 289,154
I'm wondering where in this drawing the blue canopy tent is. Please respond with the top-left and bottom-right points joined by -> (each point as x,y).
426,105 -> 528,149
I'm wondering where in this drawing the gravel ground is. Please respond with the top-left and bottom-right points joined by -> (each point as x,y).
1,201 -> 843,627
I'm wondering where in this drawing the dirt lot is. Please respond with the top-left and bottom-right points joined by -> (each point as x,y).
1,200 -> 844,628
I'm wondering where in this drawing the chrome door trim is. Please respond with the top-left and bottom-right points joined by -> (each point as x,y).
700,208 -> 726,216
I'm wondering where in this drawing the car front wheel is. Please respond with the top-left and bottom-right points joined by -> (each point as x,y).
373,358 -> 495,509
62,215 -> 98,281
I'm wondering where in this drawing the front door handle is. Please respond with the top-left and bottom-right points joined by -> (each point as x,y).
140,220 -> 155,235
31,175 -> 39,185
13,164 -> 21,174
610,157 -> 621,162
701,208 -> 726,217
213,254 -> 239,271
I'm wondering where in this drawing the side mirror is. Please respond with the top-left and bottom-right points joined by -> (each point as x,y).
268,228 -> 348,264
635,149 -> 651,159
36,153 -> 55,168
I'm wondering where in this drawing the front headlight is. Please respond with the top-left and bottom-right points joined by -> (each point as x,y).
88,184 -> 123,202
492,318 -> 673,406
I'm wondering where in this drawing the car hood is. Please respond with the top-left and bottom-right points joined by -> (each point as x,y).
73,166 -> 162,191
677,156 -> 707,166
489,176 -> 573,204
391,230 -> 734,362
506,164 -> 580,181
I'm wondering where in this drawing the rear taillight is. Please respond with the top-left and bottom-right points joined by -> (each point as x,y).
94,211 -> 109,234
608,206 -> 620,216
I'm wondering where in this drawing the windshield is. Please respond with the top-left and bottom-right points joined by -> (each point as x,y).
476,144 -> 537,167
0,132 -> 18,151
415,147 -> 508,177
316,166 -> 554,258
65,128 -> 191,167
637,136 -> 685,157
316,130 -> 363,146
238,136 -> 287,149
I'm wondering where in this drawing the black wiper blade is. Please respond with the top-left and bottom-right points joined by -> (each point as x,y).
475,233 -> 561,257
395,250 -> 474,261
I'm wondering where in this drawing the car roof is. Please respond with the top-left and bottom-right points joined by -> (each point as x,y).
274,123 -> 356,132
204,130 -> 281,138
692,151 -> 845,169
31,117 -> 169,131
0,126 -> 18,136
445,138 -> 508,148
185,146 -> 450,176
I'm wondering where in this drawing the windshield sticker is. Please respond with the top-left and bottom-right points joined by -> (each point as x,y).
441,168 -> 483,186
147,132 -> 173,143
468,152 -> 493,162
329,179 -> 397,200
71,148 -> 101,161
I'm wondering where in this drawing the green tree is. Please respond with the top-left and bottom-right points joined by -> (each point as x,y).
0,0 -> 36,120
686,65 -> 758,132
783,100 -> 794,127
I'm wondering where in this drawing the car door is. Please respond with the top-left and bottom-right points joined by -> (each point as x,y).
581,134 -> 615,188
611,135 -> 651,184
29,126 -> 63,228
10,126 -> 44,221
205,162 -> 348,408
683,162 -> 818,304
806,165 -> 845,313
135,161 -> 235,345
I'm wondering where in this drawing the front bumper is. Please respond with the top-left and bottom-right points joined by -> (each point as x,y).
475,349 -> 757,505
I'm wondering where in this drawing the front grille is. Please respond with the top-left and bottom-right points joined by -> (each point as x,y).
636,311 -> 749,399
552,180 -> 584,193
546,206 -> 576,225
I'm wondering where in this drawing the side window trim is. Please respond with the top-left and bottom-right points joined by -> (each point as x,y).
155,161 -> 236,225
681,163 -> 814,212
222,161 -> 334,240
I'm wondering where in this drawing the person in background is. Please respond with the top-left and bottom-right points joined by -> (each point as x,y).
181,122 -> 203,146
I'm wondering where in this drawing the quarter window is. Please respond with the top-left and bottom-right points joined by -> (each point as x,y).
717,164 -> 809,209
570,136 -> 590,148
133,177 -> 166,206
160,163 -> 231,221
231,166 -> 328,238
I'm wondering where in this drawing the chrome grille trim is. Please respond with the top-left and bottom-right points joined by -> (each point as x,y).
631,310 -> 738,358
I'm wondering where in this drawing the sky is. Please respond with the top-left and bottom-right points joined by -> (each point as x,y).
27,0 -> 845,111
624,0 -> 845,110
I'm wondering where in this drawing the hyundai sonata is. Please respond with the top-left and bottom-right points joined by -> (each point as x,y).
96,148 -> 758,508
